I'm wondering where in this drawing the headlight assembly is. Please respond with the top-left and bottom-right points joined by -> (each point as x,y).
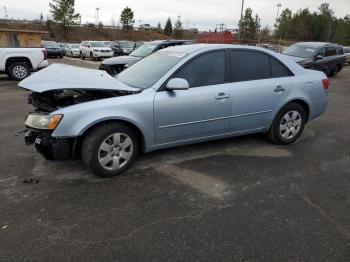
25,114 -> 63,130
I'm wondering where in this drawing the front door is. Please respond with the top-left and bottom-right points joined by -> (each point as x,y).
154,50 -> 232,145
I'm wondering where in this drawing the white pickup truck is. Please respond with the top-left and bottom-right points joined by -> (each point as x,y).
0,48 -> 49,80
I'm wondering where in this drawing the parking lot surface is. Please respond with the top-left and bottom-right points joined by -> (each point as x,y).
0,58 -> 349,261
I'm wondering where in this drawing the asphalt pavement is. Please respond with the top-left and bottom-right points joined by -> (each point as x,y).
0,58 -> 349,261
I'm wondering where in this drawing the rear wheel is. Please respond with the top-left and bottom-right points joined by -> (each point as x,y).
267,103 -> 306,145
329,64 -> 341,77
81,123 -> 139,178
7,62 -> 31,81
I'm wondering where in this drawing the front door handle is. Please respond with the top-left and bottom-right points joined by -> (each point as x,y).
274,86 -> 286,93
215,92 -> 230,100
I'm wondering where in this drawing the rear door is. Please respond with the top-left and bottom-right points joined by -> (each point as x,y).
227,49 -> 293,132
154,50 -> 232,145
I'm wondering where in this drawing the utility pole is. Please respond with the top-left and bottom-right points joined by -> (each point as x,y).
3,6 -> 8,20
95,7 -> 100,25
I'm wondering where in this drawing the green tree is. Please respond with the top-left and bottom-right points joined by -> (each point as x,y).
275,8 -> 293,38
335,15 -> 350,45
164,17 -> 173,36
156,22 -> 162,32
49,0 -> 80,38
239,8 -> 260,41
173,18 -> 183,39
120,7 -> 135,30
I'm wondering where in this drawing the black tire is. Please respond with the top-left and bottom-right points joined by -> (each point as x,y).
90,52 -> 96,61
329,64 -> 341,77
7,62 -> 31,81
81,52 -> 85,60
81,123 -> 139,178
267,103 -> 306,145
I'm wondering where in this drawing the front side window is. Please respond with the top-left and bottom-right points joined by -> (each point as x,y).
317,47 -> 326,57
174,51 -> 225,88
230,50 -> 270,82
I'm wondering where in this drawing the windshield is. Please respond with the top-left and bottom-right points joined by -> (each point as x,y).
119,41 -> 134,49
117,51 -> 187,89
282,44 -> 316,58
43,42 -> 59,48
70,44 -> 80,48
90,42 -> 106,47
130,43 -> 158,57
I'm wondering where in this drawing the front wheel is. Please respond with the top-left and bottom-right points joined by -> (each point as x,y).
7,62 -> 31,81
81,123 -> 139,178
267,103 -> 306,145
81,52 -> 85,60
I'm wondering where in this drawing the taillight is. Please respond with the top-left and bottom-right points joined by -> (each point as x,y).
322,79 -> 329,90
42,50 -> 48,60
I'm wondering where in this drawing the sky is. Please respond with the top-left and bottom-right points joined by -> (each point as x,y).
2,0 -> 349,30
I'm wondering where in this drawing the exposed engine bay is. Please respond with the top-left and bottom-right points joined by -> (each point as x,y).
28,89 -> 139,112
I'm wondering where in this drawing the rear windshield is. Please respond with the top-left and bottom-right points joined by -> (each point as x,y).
119,42 -> 134,49
283,44 -> 316,58
130,43 -> 158,58
43,42 -> 59,48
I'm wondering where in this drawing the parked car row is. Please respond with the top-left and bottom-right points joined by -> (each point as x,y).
41,40 -> 146,61
99,40 -> 195,76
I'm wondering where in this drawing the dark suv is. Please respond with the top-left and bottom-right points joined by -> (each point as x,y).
99,40 -> 194,76
282,42 -> 345,77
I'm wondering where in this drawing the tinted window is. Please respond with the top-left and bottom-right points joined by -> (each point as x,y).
344,48 -> 350,53
270,58 -> 290,77
326,46 -> 337,56
174,51 -> 225,87
230,50 -> 270,82
317,47 -> 326,57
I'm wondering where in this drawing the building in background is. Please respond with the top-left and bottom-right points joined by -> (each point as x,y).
0,28 -> 48,47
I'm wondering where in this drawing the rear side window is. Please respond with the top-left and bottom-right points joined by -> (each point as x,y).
337,47 -> 344,55
174,51 -> 225,87
326,46 -> 337,56
230,50 -> 270,82
270,58 -> 291,78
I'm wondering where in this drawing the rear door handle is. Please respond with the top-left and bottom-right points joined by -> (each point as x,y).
274,86 -> 286,93
215,92 -> 230,100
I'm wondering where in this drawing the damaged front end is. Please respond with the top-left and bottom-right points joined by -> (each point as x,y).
20,64 -> 141,161
24,88 -> 137,160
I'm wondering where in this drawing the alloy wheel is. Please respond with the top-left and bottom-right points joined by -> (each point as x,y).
98,133 -> 133,171
279,110 -> 302,139
13,65 -> 28,79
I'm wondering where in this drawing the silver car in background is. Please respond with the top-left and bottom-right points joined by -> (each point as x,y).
66,43 -> 81,57
20,44 -> 328,177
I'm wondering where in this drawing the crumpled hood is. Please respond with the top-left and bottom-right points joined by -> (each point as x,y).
18,64 -> 139,93
102,55 -> 141,65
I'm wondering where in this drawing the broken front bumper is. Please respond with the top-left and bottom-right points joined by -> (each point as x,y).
24,129 -> 73,160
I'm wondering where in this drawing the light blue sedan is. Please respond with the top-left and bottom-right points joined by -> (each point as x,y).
20,44 -> 328,177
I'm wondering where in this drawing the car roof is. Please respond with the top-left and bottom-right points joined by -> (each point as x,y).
162,44 -> 282,54
295,42 -> 334,48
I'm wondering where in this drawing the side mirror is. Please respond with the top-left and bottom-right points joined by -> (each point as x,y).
166,78 -> 189,91
314,55 -> 323,61
88,45 -> 91,48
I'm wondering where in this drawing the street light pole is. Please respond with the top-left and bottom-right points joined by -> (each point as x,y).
276,3 -> 282,22
239,0 -> 244,42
